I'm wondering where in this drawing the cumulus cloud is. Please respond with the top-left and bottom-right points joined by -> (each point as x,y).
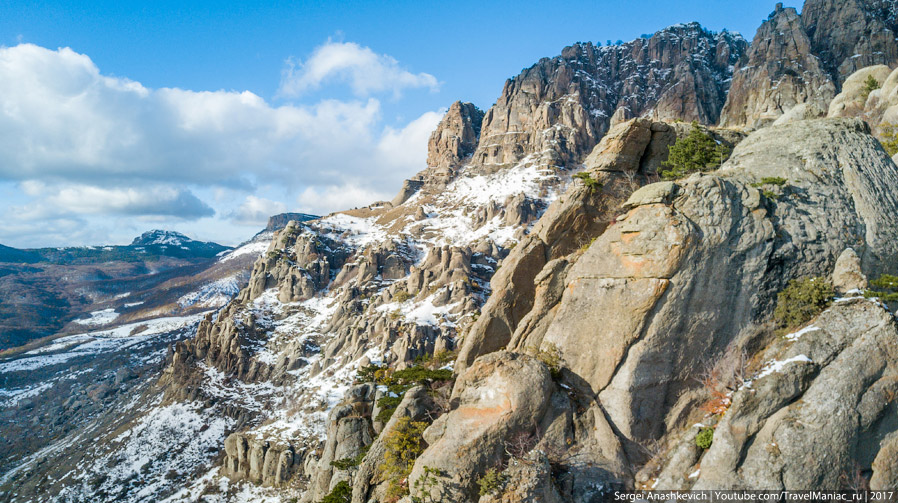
227,195 -> 288,226
0,43 -> 444,247
278,41 -> 439,98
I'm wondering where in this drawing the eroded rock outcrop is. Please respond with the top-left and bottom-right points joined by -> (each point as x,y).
471,24 -> 746,173
543,118 -> 898,448
720,4 -> 835,128
652,295 -> 898,490
456,118 -> 741,374
802,0 -> 898,84
409,352 -> 553,501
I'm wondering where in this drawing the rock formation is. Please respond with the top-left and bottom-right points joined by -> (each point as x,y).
472,24 -> 746,173
719,4 -> 835,128
801,0 -> 898,83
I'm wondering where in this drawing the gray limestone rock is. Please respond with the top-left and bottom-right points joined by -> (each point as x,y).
832,248 -> 868,294
408,352 -> 553,502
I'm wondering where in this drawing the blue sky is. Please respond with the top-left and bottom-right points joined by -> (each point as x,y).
0,0 -> 775,248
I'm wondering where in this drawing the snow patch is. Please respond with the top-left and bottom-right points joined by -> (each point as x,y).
73,308 -> 119,326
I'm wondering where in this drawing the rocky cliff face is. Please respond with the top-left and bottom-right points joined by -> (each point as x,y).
721,0 -> 898,128
719,4 -> 835,128
429,118 -> 898,499
802,0 -> 898,83
471,24 -> 745,174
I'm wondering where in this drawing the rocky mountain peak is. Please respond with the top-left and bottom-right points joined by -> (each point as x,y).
130,229 -> 195,246
468,23 -> 746,175
719,3 -> 835,128
13,1 -> 898,501
423,101 -> 484,186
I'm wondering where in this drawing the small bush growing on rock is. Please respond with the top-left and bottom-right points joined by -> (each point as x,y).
864,273 -> 898,301
751,176 -> 787,187
374,365 -> 454,423
412,465 -> 443,503
774,277 -> 834,328
330,445 -> 370,472
376,395 -> 403,423
762,189 -> 779,200
695,427 -> 714,450
477,467 -> 509,496
393,290 -> 413,303
862,74 -> 881,101
318,480 -> 352,503
381,416 -> 430,500
661,121 -> 731,180
878,123 -> 898,156
527,343 -> 564,379
356,364 -> 387,384
573,171 -> 602,192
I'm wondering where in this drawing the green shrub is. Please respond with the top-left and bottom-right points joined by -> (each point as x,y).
774,277 -> 834,328
878,123 -> 898,156
375,395 -> 403,423
862,74 -> 881,101
393,290 -> 413,303
477,467 -> 509,496
573,171 -> 602,191
528,343 -> 564,379
762,190 -> 779,200
661,121 -> 731,180
330,446 -> 368,471
751,176 -> 787,187
412,465 -> 442,503
318,480 -> 351,503
355,364 -> 387,384
381,416 -> 430,499
371,364 -> 455,423
864,274 -> 898,302
391,366 -> 453,385
695,427 -> 714,450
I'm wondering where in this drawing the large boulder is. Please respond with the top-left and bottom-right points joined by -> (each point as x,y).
408,352 -> 553,502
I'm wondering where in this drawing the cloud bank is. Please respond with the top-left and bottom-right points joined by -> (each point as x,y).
0,42 -> 443,247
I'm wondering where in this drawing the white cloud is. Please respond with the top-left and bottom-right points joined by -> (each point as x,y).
0,43 -> 445,247
278,41 -> 439,98
227,196 -> 287,226
377,111 -> 444,174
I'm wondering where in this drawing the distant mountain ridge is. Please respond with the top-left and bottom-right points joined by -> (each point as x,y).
0,230 -> 229,266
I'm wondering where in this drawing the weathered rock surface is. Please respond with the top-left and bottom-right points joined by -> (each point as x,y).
471,24 -> 745,173
653,296 -> 898,490
828,65 -> 892,117
408,352 -> 553,502
542,118 -> 898,449
720,4 -> 835,128
832,248 -> 867,294
456,119 -> 740,374
423,101 -> 485,186
802,0 -> 898,84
